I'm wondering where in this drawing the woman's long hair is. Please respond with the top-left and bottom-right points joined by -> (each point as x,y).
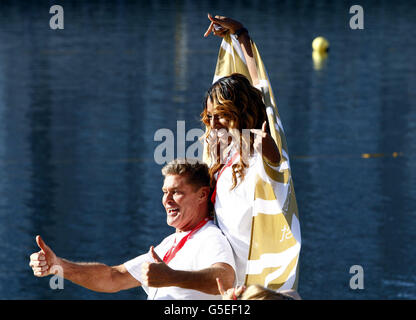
201,73 -> 268,190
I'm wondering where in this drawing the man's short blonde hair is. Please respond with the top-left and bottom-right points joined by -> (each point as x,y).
161,159 -> 211,191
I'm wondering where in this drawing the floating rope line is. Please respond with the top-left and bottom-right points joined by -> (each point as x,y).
292,152 -> 403,160
361,152 -> 402,159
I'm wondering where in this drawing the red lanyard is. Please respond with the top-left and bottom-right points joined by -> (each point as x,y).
210,152 -> 240,205
163,218 -> 210,264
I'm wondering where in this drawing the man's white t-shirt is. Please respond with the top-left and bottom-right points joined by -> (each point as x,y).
124,220 -> 236,300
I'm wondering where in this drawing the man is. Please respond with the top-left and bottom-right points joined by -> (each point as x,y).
29,159 -> 236,299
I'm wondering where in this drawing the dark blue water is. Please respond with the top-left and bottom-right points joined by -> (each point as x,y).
0,0 -> 415,300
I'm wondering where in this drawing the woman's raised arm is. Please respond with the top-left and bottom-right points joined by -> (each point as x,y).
204,14 -> 259,86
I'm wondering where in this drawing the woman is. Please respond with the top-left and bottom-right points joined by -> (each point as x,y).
202,14 -> 301,291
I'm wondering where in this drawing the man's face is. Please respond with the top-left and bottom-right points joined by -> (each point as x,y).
162,174 -> 205,232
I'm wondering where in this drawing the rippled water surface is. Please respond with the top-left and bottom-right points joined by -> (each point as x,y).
0,0 -> 415,299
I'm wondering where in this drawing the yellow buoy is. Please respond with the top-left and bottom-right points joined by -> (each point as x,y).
312,37 -> 329,70
312,50 -> 328,70
312,36 -> 329,53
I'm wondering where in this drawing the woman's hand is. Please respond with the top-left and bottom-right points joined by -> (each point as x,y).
251,121 -> 281,164
203,14 -> 258,84
204,13 -> 244,38
216,277 -> 246,300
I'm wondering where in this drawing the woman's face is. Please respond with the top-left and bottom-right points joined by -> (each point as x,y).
206,97 -> 230,130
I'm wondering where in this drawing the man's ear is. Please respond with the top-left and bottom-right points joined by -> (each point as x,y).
198,186 -> 211,202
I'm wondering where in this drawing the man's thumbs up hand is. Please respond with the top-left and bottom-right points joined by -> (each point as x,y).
141,246 -> 174,287
36,235 -> 51,254
29,235 -> 58,277
149,246 -> 163,263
